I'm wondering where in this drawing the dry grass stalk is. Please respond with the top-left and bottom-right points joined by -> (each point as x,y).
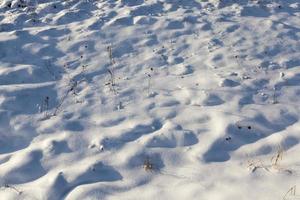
271,145 -> 284,168
283,185 -> 300,200
1,184 -> 22,195
143,157 -> 154,172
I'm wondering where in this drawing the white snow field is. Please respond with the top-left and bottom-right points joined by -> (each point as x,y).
0,0 -> 300,199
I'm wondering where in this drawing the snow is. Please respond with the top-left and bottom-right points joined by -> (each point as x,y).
0,0 -> 300,199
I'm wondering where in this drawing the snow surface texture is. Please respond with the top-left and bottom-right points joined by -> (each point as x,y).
0,0 -> 300,199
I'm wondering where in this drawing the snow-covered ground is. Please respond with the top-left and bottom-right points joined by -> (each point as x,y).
0,0 -> 300,199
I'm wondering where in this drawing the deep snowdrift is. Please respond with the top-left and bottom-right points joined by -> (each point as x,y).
0,0 -> 300,199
